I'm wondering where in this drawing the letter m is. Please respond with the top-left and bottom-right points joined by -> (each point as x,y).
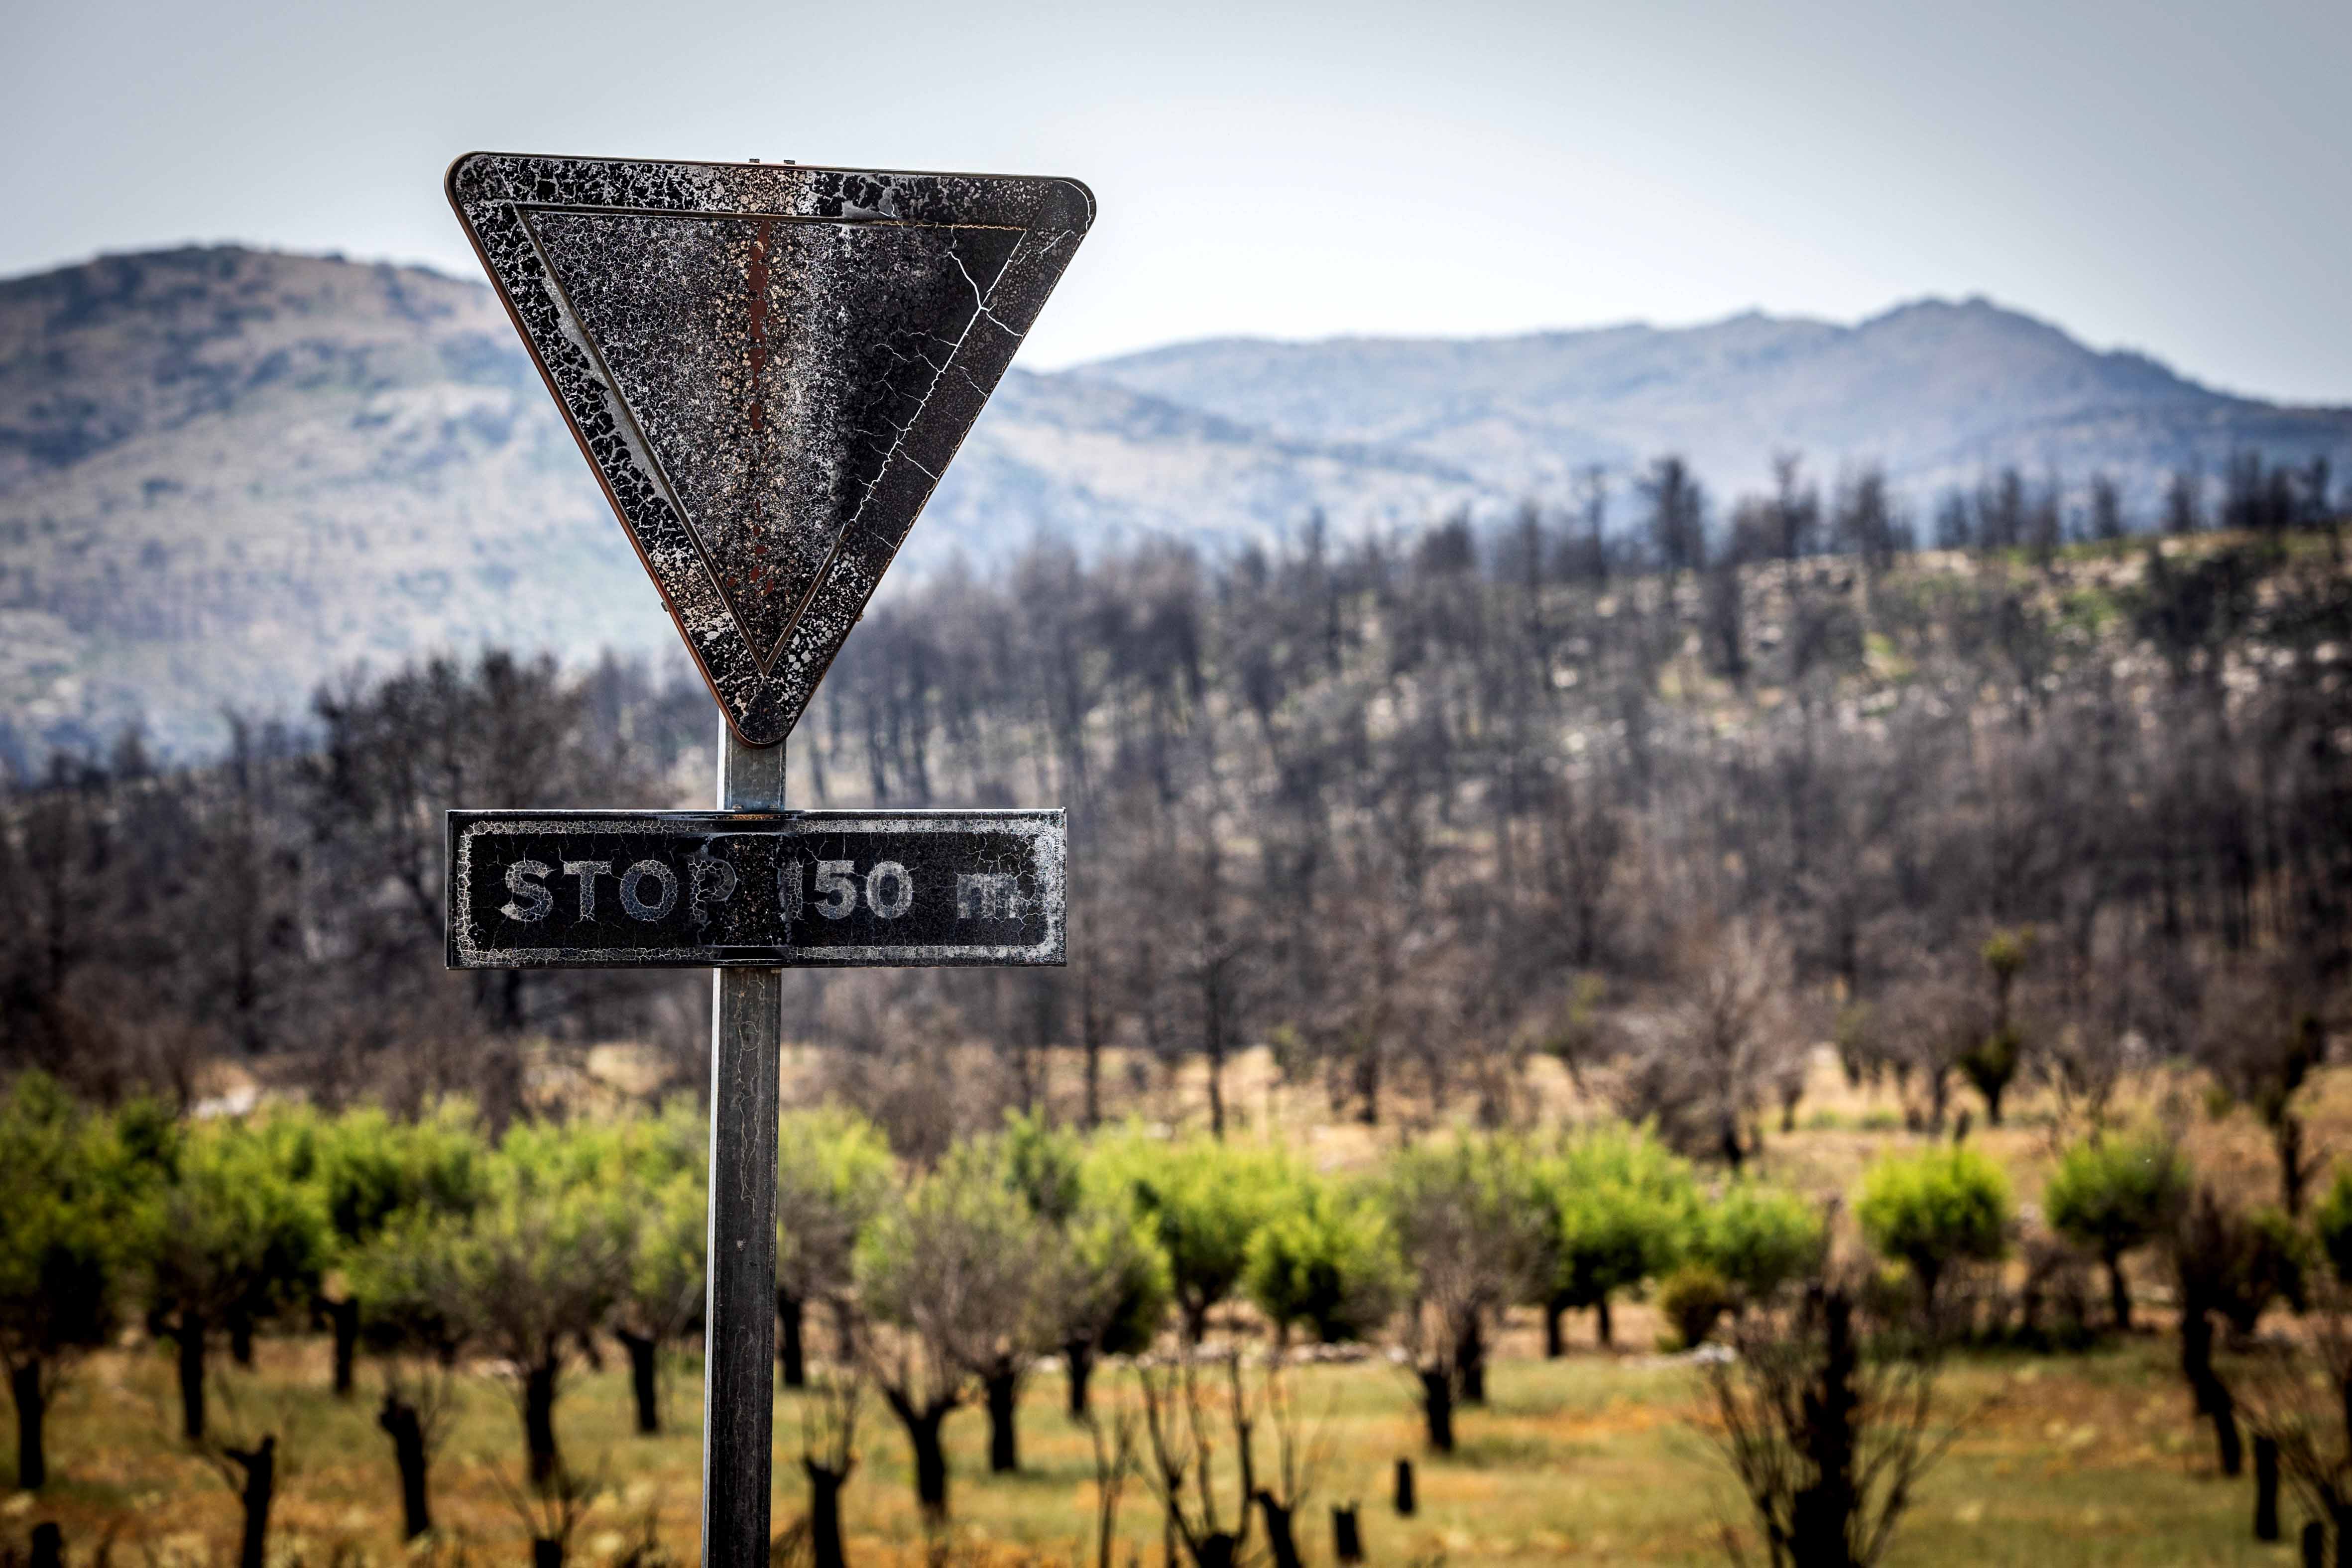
955,872 -> 1020,921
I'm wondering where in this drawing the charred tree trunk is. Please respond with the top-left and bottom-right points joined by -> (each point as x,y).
532,1539 -> 563,1568
1181,1299 -> 1210,1345
228,1308 -> 255,1368
378,1391 -> 433,1540
176,1311 -> 208,1442
804,1457 -> 851,1568
911,1409 -> 950,1518
28,1523 -> 60,1568
224,1435 -> 275,1568
11,1359 -> 46,1490
2105,1254 -> 2132,1332
1416,1366 -> 1453,1453
2279,1116 -> 2314,1219
2255,1435 -> 2280,1542
1595,1295 -> 1614,1349
1331,1505 -> 1363,1564
2180,1303 -> 2243,1477
1081,974 -> 1106,1131
1453,1318 -> 1487,1404
884,1391 -> 953,1520
1394,1457 -> 1417,1515
1255,1492 -> 1302,1568
328,1297 -> 360,1398
985,1366 -> 1021,1473
832,1299 -> 858,1365
1787,1291 -> 1860,1568
1206,1042 -> 1228,1140
1543,1299 -> 1566,1358
776,1291 -> 807,1388
523,1359 -> 561,1490
615,1329 -> 660,1436
1065,1339 -> 1095,1418
1084,1036 -> 1103,1130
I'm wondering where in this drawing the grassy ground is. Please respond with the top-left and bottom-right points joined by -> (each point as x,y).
0,1324 -> 2306,1568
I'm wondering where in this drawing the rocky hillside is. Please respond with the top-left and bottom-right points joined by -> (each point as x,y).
3,245 -> 2346,760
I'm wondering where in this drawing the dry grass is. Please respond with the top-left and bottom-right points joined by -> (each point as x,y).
0,1327 -> 2310,1568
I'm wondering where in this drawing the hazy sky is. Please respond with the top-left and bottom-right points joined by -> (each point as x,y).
7,0 -> 2346,399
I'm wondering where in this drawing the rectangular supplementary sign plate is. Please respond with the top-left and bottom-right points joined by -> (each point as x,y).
447,809 -> 1062,969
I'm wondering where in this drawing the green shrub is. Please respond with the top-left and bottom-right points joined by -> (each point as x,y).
1526,1122 -> 1697,1349
1700,1184 -> 1825,1304
1656,1265 -> 1735,1351
999,1110 -> 1084,1225
1855,1146 -> 2011,1307
1060,1198 -> 1173,1358
314,1103 -> 486,1248
0,1076 -> 153,1488
2043,1130 -> 2190,1328
774,1105 -> 896,1338
1086,1128 -> 1293,1341
132,1115 -> 333,1439
1243,1176 -> 1405,1344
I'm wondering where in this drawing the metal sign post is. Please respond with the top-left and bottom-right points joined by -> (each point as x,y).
703,728 -> 784,1568
439,151 -> 1090,1566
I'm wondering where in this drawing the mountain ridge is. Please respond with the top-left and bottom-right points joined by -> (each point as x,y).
4,244 -> 2347,761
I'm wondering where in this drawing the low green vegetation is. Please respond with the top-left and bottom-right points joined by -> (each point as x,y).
1855,1145 -> 2012,1312
12,1080 -> 2352,1566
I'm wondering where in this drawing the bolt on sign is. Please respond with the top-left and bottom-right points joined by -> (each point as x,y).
441,152 -> 1090,1567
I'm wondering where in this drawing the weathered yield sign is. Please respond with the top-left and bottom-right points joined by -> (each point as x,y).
447,151 -> 1093,745
440,151 -> 1089,1568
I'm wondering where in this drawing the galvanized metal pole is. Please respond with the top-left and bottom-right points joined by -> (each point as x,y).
703,719 -> 784,1568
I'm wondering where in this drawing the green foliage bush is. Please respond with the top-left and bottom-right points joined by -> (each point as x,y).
0,1076 -> 139,1358
1656,1264 -> 1735,1351
1700,1183 -> 1825,1304
967,1114 -> 1174,1363
1855,1145 -> 2011,1304
1086,1127 -> 1292,1339
312,1103 -> 486,1250
1059,1197 -> 1173,1357
1382,1132 -> 1546,1397
999,1110 -> 1084,1226
775,1105 -> 896,1314
1525,1123 -> 1696,1345
137,1115 -> 333,1338
0,1075 -> 158,1486
1243,1175 -> 1405,1344
2044,1130 -> 2190,1327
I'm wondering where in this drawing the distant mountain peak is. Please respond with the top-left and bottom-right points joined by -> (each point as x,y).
2,246 -> 2347,761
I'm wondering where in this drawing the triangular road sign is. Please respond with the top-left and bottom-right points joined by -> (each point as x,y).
447,153 -> 1094,745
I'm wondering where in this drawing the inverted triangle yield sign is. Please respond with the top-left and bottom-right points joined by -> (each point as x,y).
446,153 -> 1094,745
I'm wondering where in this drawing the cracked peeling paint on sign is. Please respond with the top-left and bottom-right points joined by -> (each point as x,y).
446,809 -> 1065,968
445,153 -> 1095,746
